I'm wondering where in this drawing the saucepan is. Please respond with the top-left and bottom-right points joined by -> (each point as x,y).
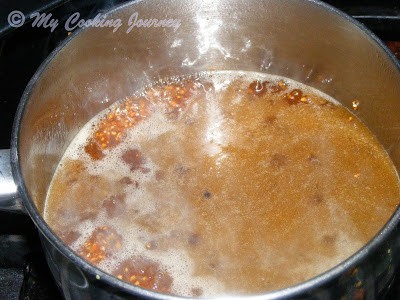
1,0 -> 400,298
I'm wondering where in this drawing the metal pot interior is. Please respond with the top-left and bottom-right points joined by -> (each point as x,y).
13,0 -> 400,296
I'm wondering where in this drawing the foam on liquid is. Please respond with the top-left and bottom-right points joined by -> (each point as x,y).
44,71 -> 400,297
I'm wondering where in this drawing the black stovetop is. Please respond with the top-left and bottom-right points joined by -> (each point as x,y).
0,1 -> 399,299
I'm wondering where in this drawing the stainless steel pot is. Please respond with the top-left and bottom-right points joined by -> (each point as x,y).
1,0 -> 400,299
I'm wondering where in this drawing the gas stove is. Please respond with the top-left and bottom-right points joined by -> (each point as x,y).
0,1 -> 399,299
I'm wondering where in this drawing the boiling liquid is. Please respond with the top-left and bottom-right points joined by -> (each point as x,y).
44,71 -> 399,297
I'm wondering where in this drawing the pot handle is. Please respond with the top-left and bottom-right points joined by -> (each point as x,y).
0,149 -> 25,214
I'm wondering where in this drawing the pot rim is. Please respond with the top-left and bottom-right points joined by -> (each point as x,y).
10,0 -> 400,299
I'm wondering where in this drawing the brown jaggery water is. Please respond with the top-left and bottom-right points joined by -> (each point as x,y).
44,71 -> 400,297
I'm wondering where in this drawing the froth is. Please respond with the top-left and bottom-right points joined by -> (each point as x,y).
46,71 -> 345,296
44,70 -> 400,297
